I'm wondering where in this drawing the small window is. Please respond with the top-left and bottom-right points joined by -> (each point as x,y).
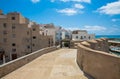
33,44 -> 35,46
11,17 -> 15,20
27,46 -> 30,49
3,23 -> 7,28
60,33 -> 62,35
42,32 -> 44,36
12,24 -> 15,29
88,36 -> 91,39
84,36 -> 86,38
27,31 -> 29,35
12,48 -> 16,52
49,39 -> 50,44
60,37 -> 62,40
33,28 -> 36,31
12,43 -> 16,46
76,36 -> 78,39
33,36 -> 36,39
81,36 -> 83,39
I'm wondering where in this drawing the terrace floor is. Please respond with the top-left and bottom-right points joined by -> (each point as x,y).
2,48 -> 91,79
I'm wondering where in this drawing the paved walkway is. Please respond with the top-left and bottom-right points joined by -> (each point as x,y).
2,49 -> 90,79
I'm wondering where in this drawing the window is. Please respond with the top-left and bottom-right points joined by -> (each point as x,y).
33,28 -> 36,31
49,39 -> 50,44
60,33 -> 62,36
12,48 -> 16,52
42,32 -> 44,36
12,43 -> 16,46
3,23 -> 7,28
76,36 -> 78,39
60,37 -> 62,40
12,24 -> 15,29
88,36 -> 91,39
33,44 -> 35,46
27,31 -> 29,35
27,46 -> 30,49
33,36 -> 36,39
11,17 -> 15,20
84,36 -> 86,38
81,36 -> 83,39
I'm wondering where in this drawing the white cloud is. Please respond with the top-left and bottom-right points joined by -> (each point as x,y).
111,18 -> 120,22
55,0 -> 87,16
57,8 -> 81,16
82,25 -> 107,31
51,0 -> 91,3
60,0 -> 91,3
66,27 -> 80,30
57,4 -> 84,16
74,4 -> 84,9
97,1 -> 120,15
67,25 -> 120,35
81,25 -> 120,34
51,0 -> 55,2
31,0 -> 40,3
112,19 -> 116,22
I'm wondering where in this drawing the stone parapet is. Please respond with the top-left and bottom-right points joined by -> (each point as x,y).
77,38 -> 120,79
0,46 -> 57,78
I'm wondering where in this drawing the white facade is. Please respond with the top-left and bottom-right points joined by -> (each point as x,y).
72,30 -> 95,41
41,24 -> 72,45
40,24 -> 60,45
56,29 -> 72,41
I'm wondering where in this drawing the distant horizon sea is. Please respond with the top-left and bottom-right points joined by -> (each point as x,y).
96,35 -> 120,56
96,35 -> 120,39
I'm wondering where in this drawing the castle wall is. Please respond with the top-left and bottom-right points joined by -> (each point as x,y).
77,38 -> 120,79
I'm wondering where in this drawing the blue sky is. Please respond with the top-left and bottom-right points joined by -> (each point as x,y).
0,0 -> 120,35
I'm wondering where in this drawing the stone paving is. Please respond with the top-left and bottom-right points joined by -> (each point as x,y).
2,48 -> 90,79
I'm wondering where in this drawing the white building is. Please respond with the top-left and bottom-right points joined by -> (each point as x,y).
56,29 -> 72,41
72,30 -> 95,41
40,24 -> 72,45
40,23 -> 60,45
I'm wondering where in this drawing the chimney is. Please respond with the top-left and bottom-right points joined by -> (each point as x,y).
0,10 -> 3,15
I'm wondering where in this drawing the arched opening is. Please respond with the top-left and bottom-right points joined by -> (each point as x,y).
60,39 -> 71,48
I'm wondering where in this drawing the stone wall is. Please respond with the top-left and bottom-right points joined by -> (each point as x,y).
77,38 -> 120,79
0,46 -> 57,78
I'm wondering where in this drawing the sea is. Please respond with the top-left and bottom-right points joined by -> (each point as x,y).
96,35 -> 120,56
96,35 -> 120,39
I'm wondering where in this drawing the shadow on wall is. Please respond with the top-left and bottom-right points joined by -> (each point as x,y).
77,38 -> 120,79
